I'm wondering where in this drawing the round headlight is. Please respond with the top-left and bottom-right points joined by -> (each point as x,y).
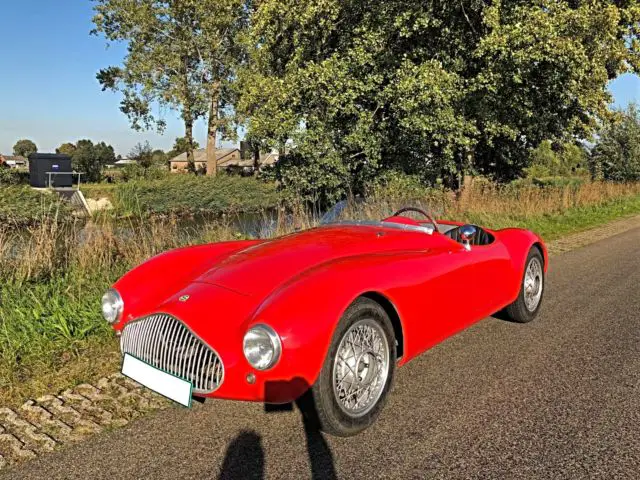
101,288 -> 124,324
243,324 -> 281,370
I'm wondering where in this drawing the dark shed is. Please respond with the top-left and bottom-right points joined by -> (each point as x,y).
28,153 -> 73,188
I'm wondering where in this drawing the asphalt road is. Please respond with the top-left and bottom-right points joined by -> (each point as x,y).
3,227 -> 639,479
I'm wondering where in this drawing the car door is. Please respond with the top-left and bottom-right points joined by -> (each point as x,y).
447,235 -> 514,320
388,231 -> 514,360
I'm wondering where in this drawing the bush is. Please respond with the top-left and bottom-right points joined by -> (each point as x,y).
0,168 -> 29,186
265,153 -> 350,208
120,163 -> 168,182
112,174 -> 281,216
591,104 -> 640,182
0,186 -> 72,226
525,140 -> 589,179
511,176 -> 587,188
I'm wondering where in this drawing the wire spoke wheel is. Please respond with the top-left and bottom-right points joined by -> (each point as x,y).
332,318 -> 390,417
524,257 -> 543,311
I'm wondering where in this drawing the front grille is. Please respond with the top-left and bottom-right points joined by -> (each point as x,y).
120,313 -> 223,394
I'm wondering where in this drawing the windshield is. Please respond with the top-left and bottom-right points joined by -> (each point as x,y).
320,198 -> 443,225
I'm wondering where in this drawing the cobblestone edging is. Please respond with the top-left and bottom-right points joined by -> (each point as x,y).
0,374 -> 170,469
0,215 -> 638,471
545,213 -> 640,255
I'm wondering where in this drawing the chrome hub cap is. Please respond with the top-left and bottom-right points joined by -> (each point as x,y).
524,257 -> 543,311
332,319 -> 390,417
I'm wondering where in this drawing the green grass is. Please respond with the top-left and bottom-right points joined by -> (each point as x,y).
111,174 -> 280,217
81,183 -> 117,201
461,194 -> 640,240
0,186 -> 72,227
0,271 -> 122,406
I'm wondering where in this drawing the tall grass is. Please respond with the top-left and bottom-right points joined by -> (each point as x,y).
111,174 -> 281,217
0,186 -> 72,227
0,180 -> 639,404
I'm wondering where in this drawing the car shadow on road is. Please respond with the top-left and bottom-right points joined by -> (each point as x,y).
217,381 -> 337,480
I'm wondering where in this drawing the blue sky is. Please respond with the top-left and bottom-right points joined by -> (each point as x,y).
1,1 -> 639,157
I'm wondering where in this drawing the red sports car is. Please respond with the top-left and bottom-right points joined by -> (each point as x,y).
102,206 -> 547,436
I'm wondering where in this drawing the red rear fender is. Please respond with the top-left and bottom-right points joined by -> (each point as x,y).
494,228 -> 548,277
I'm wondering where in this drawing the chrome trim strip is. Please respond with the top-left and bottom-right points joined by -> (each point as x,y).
325,220 -> 434,234
120,313 -> 224,394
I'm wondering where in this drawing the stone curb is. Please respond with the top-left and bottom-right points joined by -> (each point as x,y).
0,214 -> 638,470
0,374 -> 170,469
544,213 -> 640,256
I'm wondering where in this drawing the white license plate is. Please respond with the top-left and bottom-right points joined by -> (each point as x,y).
121,353 -> 193,407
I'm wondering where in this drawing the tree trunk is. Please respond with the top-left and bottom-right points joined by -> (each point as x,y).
185,114 -> 195,173
181,56 -> 196,174
206,83 -> 221,177
253,143 -> 260,176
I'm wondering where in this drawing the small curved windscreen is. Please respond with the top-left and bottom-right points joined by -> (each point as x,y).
319,200 -> 349,224
320,198 -> 443,226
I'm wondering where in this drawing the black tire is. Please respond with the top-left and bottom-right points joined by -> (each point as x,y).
505,247 -> 545,323
297,297 -> 396,437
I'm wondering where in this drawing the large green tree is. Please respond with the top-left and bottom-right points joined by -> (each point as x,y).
71,139 -> 116,182
56,142 -> 77,157
239,0 -> 640,196
591,104 -> 640,182
13,139 -> 37,159
168,136 -> 200,159
129,141 -> 155,169
92,0 -> 251,175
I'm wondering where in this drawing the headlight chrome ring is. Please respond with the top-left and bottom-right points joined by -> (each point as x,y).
101,288 -> 124,324
243,324 -> 281,371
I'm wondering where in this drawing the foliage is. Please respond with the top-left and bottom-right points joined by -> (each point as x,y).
511,176 -> 587,189
366,171 -> 440,201
169,136 -> 200,159
12,139 -> 37,159
0,187 -> 72,227
591,104 -> 640,182
56,142 -> 77,156
265,152 -> 350,207
128,141 -> 154,169
92,0 -> 251,173
239,0 -> 640,195
112,174 -> 281,216
0,168 -> 29,186
152,149 -> 168,165
120,163 -> 168,182
71,139 -> 116,182
525,141 -> 589,178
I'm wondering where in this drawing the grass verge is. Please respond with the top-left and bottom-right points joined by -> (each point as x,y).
459,194 -> 640,240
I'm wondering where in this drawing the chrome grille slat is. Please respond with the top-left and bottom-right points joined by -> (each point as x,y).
150,315 -> 164,363
170,325 -> 188,376
163,319 -> 180,372
120,314 -> 223,394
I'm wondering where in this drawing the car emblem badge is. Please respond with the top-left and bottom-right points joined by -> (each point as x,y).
179,295 -> 190,302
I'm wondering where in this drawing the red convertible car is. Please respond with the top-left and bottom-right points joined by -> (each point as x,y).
102,206 -> 547,436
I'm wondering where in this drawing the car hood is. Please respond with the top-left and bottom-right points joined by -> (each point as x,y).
154,282 -> 256,347
196,224 -> 431,297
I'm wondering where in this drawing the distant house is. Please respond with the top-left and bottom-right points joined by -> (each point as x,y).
219,151 -> 280,174
113,158 -> 137,167
169,148 -> 242,174
0,155 -> 28,169
169,148 -> 279,174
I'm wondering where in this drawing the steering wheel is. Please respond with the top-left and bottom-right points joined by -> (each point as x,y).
390,207 -> 439,232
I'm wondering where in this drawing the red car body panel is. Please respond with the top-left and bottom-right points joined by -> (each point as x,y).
111,219 -> 547,404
